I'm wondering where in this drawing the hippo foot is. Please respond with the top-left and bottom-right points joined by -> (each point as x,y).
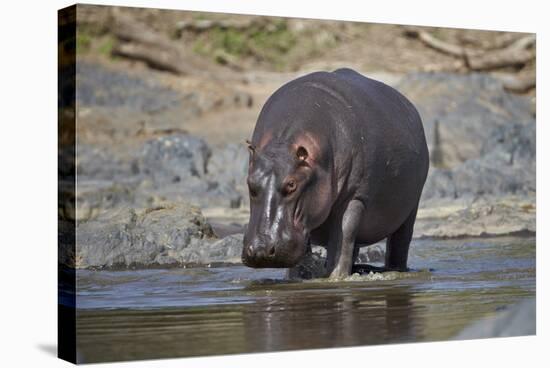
352,263 -> 409,275
287,252 -> 326,280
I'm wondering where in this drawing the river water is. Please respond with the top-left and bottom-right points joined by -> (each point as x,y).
74,236 -> 535,363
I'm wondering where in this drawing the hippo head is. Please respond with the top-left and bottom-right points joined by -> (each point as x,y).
242,136 -> 333,268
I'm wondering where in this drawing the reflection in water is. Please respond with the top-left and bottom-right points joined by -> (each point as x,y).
240,285 -> 418,352
75,236 -> 535,363
77,285 -> 422,363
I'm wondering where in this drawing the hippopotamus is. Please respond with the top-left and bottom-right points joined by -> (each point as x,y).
242,68 -> 429,279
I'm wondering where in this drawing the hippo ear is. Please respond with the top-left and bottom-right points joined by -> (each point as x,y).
245,139 -> 256,154
296,146 -> 309,162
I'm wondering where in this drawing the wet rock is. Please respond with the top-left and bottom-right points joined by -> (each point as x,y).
76,202 -> 250,269
198,233 -> 244,264
454,298 -> 535,339
398,73 -> 533,168
76,202 -> 216,269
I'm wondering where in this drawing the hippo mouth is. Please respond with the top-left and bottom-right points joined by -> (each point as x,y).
241,254 -> 301,269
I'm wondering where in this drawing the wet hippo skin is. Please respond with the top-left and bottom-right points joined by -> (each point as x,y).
242,68 -> 429,279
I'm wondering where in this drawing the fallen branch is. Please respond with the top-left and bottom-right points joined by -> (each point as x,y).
488,33 -> 523,50
467,35 -> 536,70
404,27 -> 536,72
417,31 -> 466,57
111,43 -> 193,75
109,8 -> 227,76
111,10 -> 175,51
175,17 -> 263,32
501,70 -> 536,93
403,27 -> 468,58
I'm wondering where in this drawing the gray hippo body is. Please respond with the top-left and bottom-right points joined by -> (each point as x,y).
242,68 -> 429,278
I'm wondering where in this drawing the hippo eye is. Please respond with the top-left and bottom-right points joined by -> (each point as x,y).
284,179 -> 297,195
248,183 -> 260,199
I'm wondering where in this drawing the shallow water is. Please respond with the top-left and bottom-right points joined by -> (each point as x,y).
74,236 -> 535,363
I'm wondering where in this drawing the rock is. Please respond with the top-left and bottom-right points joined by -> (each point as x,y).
356,244 -> 386,263
207,143 -> 248,186
75,134 -> 248,223
136,176 -> 242,210
135,134 -> 242,208
454,298 -> 535,339
415,194 -> 535,238
416,110 -> 535,239
76,144 -> 136,180
139,134 -> 210,181
75,180 -> 136,222
76,202 -> 216,269
398,73 -> 533,168
422,122 -> 535,200
76,62 -> 182,113
207,143 -> 250,208
198,233 -> 244,264
75,202 -> 250,269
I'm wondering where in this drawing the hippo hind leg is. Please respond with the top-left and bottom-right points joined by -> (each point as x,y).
385,204 -> 419,272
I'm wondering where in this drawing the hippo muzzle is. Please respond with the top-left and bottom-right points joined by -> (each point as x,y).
242,228 -> 306,268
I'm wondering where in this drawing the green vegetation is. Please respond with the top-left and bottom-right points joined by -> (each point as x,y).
98,36 -> 115,57
76,27 -> 117,59
76,31 -> 92,53
193,19 -> 297,69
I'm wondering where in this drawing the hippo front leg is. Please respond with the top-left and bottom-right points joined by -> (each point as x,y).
326,199 -> 365,279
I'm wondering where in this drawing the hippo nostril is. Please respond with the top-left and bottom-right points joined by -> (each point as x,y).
246,244 -> 254,258
267,245 -> 276,257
